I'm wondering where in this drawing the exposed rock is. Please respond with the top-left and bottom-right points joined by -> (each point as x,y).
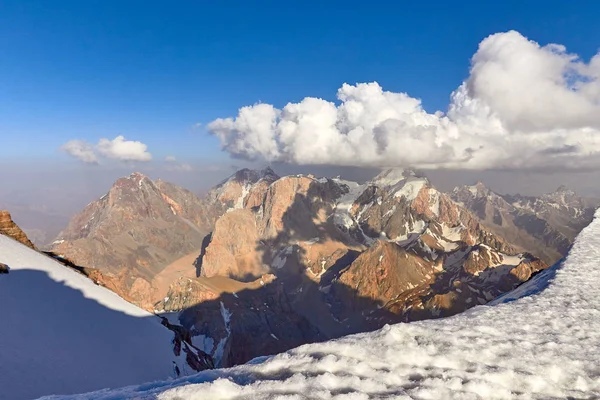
0,211 -> 35,249
199,209 -> 265,280
0,262 -> 9,274
162,168 -> 548,368
50,167 -> 569,371
50,173 -> 213,308
206,167 -> 279,214
451,182 -> 597,264
160,317 -> 214,371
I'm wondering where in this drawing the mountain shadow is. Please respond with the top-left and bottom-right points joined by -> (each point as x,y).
0,268 -> 194,400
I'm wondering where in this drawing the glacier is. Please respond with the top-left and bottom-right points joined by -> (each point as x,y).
46,210 -> 600,399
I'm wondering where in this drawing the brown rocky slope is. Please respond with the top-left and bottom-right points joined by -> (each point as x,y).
0,210 -> 35,249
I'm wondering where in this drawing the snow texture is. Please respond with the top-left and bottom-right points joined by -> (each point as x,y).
393,178 -> 427,201
332,178 -> 366,230
212,302 -> 233,367
0,234 -> 179,400
51,210 -> 600,399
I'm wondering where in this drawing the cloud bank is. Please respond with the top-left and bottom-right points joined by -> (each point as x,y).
60,136 -> 152,164
208,31 -> 600,170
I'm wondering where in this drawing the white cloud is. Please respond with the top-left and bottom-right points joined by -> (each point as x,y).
60,136 -> 152,164
97,136 -> 152,162
59,140 -> 99,164
208,31 -> 600,170
165,155 -> 177,162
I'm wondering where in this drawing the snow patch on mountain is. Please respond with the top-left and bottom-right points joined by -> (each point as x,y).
332,178 -> 365,230
393,177 -> 427,201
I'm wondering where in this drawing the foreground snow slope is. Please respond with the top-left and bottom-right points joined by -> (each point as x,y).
50,210 -> 600,400
0,234 -> 180,400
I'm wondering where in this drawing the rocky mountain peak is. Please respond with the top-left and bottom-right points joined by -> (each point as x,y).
554,185 -> 570,193
260,166 -> 279,180
50,174 -> 215,308
0,210 -> 35,249
452,182 -> 492,199
112,172 -> 155,192
207,167 -> 281,213
221,167 -> 280,187
371,168 -> 424,187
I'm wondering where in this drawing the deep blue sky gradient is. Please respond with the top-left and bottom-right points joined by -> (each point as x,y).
2,0 -> 600,162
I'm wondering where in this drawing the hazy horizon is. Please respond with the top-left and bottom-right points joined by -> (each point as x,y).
4,161 -> 600,247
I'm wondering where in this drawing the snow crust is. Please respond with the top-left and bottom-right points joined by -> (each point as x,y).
212,302 -> 233,367
332,178 -> 366,230
0,234 -> 179,400
393,177 -> 427,201
55,210 -> 600,399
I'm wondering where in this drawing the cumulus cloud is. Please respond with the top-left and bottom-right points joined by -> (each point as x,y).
60,136 -> 152,164
208,31 -> 600,170
97,136 -> 152,162
60,140 -> 99,164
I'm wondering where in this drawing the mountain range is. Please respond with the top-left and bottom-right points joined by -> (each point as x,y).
42,167 -> 596,372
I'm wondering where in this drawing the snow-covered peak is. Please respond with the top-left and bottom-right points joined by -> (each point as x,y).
371,167 -> 420,187
392,176 -> 428,201
65,211 -> 600,399
453,181 -> 492,198
370,168 -> 429,202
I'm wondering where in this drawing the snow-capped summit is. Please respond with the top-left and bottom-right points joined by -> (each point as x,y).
58,211 -> 600,400
370,167 -> 424,188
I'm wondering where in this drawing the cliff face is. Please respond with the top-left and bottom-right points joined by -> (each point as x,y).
0,210 -> 35,249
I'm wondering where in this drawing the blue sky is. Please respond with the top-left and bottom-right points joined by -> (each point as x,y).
1,0 -> 600,165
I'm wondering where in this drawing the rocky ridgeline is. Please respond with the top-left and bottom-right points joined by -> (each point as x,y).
451,182 -> 597,264
48,167 -> 596,370
0,210 -> 36,249
155,169 -> 551,367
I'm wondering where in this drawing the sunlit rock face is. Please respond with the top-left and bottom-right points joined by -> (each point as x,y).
50,167 -> 581,370
165,168 -> 547,368
0,210 -> 35,249
50,172 -> 214,309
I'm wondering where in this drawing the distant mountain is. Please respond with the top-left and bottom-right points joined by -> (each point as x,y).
204,166 -> 280,215
451,183 -> 596,264
156,168 -> 546,367
54,167 -> 597,372
0,222 -> 211,400
50,169 -> 280,310
50,172 -> 216,308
